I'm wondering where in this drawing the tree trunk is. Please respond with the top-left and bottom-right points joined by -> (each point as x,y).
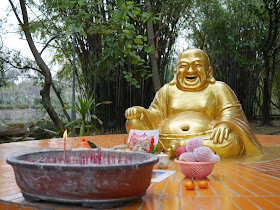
10,0 -> 64,135
261,53 -> 272,125
51,83 -> 71,123
144,0 -> 161,92
260,0 -> 280,125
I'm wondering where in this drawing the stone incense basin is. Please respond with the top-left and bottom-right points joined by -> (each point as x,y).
6,149 -> 158,208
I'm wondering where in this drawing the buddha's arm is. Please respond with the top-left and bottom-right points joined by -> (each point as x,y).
211,82 -> 247,143
125,85 -> 168,129
214,82 -> 247,122
146,85 -> 168,127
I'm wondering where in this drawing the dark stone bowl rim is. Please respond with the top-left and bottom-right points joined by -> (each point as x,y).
6,148 -> 159,171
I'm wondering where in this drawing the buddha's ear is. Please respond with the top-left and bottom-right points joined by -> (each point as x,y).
208,66 -> 216,84
170,69 -> 177,85
208,66 -> 213,77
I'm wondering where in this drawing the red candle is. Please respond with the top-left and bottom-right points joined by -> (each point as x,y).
124,137 -> 127,147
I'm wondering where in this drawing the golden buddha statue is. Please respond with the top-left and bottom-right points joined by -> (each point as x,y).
125,48 -> 263,158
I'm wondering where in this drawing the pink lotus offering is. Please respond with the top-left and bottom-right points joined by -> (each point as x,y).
193,146 -> 220,162
175,137 -> 220,178
186,137 -> 204,153
179,152 -> 196,162
179,137 -> 220,162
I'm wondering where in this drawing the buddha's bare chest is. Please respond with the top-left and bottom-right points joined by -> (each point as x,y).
168,90 -> 216,117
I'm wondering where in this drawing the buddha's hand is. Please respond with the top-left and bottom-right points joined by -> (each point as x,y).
125,107 -> 143,120
210,124 -> 231,144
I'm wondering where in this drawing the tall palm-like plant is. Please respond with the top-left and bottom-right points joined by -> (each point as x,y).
64,92 -> 111,136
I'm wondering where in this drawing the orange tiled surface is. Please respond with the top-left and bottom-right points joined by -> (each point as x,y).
0,134 -> 280,210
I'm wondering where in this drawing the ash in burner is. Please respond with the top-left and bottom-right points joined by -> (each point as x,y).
25,148 -> 146,165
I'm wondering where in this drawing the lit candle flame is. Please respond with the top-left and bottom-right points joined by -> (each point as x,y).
63,129 -> 67,163
63,129 -> 67,139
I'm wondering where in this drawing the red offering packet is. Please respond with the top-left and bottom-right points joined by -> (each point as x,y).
128,133 -> 154,153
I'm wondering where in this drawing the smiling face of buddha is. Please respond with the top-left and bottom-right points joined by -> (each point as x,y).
175,49 -> 213,91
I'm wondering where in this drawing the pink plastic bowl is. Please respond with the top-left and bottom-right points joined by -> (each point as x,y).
174,159 -> 215,178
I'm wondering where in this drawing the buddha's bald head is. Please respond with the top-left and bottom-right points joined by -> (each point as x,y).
177,49 -> 210,66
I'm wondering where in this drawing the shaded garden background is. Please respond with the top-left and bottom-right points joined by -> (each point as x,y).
0,0 -> 279,139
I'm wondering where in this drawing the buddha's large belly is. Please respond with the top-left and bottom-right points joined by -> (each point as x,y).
159,111 -> 214,135
157,111 -> 244,158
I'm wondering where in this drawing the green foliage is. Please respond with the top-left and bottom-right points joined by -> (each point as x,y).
21,0 -> 161,133
3,0 -> 200,134
34,0 -> 158,90
31,104 -> 43,109
16,105 -> 29,109
123,71 -> 140,88
64,92 -> 111,136
1,0 -> 278,133
185,0 -> 280,120
87,141 -> 97,148
0,105 -> 13,109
